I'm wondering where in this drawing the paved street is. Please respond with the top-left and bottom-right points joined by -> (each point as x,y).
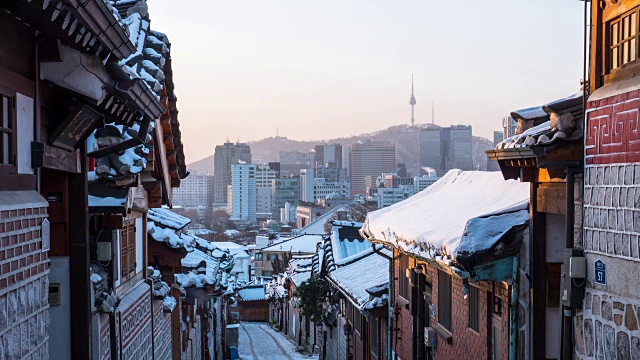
238,322 -> 318,360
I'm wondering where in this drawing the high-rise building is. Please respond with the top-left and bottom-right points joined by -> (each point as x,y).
487,130 -> 504,171
172,173 -> 214,207
503,116 -> 517,139
447,125 -> 473,171
230,164 -> 257,222
349,140 -> 396,196
213,142 -> 251,204
419,124 -> 473,175
255,164 -> 278,216
300,169 -> 315,202
314,144 -> 342,170
279,150 -> 314,177
272,177 -> 300,220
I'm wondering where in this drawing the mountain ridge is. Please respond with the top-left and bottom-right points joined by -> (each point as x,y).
187,124 -> 495,175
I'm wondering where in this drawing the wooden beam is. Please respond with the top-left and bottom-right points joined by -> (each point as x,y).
537,185 -> 567,214
69,146 -> 91,358
531,184 -> 547,360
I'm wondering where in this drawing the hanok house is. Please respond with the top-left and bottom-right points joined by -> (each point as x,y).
361,170 -> 531,360
236,284 -> 269,322
0,0 -> 185,359
577,0 -> 640,358
316,220 -> 390,360
254,234 -> 324,277
486,92 -> 585,359
288,255 -> 317,352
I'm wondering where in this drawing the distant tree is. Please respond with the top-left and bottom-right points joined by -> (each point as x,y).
323,202 -> 378,234
296,275 -> 329,323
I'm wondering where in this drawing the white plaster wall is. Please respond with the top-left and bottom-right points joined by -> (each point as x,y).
15,93 -> 33,174
135,217 -> 144,274
546,213 -> 565,263
49,256 -> 71,360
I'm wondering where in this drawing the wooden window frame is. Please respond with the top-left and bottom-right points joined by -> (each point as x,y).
0,84 -> 16,174
607,6 -> 640,73
370,317 -> 379,358
437,269 -> 452,332
398,254 -> 410,300
468,284 -> 480,333
120,219 -> 136,281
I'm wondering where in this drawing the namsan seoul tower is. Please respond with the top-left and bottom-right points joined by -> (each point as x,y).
409,74 -> 416,126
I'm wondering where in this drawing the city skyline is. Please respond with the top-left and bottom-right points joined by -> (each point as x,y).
150,0 -> 585,163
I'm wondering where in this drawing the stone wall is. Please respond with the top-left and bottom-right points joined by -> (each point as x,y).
575,290 -> 640,359
583,164 -> 640,260
0,203 -> 50,359
577,94 -> 640,358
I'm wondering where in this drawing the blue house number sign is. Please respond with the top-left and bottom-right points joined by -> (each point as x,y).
595,259 -> 606,285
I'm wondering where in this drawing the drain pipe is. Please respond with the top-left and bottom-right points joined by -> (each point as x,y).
509,257 -> 519,360
372,244 -> 393,360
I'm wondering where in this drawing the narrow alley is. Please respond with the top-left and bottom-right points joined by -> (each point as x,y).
238,322 -> 318,360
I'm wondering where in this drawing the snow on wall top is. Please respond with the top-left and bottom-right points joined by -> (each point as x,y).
297,204 -> 349,235
361,170 -> 529,261
327,250 -> 390,310
262,234 -> 323,254
237,285 -> 266,301
148,208 -> 191,230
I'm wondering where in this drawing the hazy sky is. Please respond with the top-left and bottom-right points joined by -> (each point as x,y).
150,1 -> 586,163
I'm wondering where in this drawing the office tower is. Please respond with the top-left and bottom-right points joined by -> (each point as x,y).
172,173 -> 214,207
213,142 -> 251,204
447,125 -> 473,171
314,143 -> 343,170
487,130 -> 504,171
315,161 -> 347,183
272,177 -> 300,219
279,150 -> 314,177
419,124 -> 444,174
419,124 -> 473,175
503,116 -> 517,139
300,169 -> 315,202
230,164 -> 257,222
255,164 -> 278,215
349,140 -> 396,196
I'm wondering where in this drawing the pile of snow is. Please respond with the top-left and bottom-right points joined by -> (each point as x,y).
148,222 -> 195,251
175,272 -> 215,288
224,229 -> 241,237
162,296 -> 176,312
362,170 -> 529,262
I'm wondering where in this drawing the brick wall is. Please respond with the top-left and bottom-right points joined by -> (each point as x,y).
0,204 -> 50,359
392,249 -> 511,360
153,299 -> 172,360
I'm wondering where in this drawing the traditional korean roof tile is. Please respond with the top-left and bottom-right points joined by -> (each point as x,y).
495,93 -> 584,151
237,285 -> 266,302
262,234 -> 324,254
326,250 -> 390,311
148,208 -> 191,230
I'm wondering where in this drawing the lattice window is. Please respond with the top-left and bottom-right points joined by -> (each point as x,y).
120,219 -> 136,281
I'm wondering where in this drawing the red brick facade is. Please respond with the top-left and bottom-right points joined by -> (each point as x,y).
392,249 -> 510,360
585,90 -> 640,165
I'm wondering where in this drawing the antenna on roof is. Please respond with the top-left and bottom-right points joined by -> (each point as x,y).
432,100 -> 435,125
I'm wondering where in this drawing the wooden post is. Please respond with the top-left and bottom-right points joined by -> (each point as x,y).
69,147 -> 91,359
531,182 -> 547,360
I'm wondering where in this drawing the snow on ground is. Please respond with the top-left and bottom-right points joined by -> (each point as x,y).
238,322 -> 318,360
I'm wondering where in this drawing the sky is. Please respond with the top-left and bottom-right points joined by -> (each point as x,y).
150,0 -> 587,163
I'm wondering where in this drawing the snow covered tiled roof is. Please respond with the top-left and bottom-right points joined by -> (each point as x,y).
262,234 -> 323,254
148,208 -> 191,230
361,170 -> 530,268
290,271 -> 312,287
237,285 -> 266,302
147,221 -> 196,252
327,250 -> 390,311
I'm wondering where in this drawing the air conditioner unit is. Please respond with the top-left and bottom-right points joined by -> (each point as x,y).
424,327 -> 437,347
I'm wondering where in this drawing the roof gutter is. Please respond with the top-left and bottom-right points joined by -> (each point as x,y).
371,243 -> 393,360
63,0 -> 136,59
